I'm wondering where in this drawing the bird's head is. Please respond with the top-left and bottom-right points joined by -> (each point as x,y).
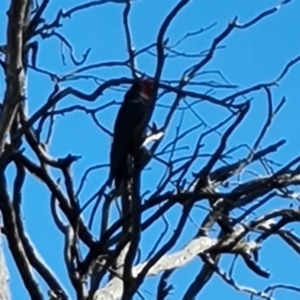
139,80 -> 154,101
124,79 -> 155,104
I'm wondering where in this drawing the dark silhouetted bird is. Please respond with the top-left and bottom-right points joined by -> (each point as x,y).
109,80 -> 154,190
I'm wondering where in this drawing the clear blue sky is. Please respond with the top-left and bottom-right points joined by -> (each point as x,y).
1,0 -> 300,299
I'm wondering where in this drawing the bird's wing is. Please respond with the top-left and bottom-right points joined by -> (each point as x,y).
109,100 -> 148,188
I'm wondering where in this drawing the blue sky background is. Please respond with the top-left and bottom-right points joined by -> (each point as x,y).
1,0 -> 300,299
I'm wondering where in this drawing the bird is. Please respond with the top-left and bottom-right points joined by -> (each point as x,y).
109,79 -> 154,190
